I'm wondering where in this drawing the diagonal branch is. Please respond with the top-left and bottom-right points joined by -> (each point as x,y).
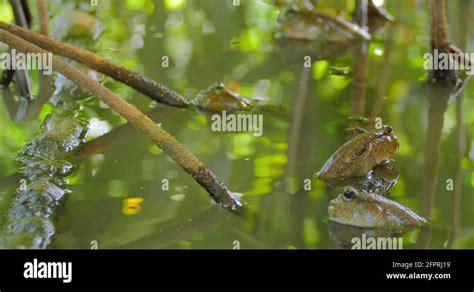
0,21 -> 190,108
0,28 -> 241,211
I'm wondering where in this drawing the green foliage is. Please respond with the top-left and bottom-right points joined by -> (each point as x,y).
0,0 -> 472,249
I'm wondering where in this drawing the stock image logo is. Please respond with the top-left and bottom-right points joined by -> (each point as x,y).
210,111 -> 264,137
351,234 -> 403,250
423,49 -> 474,75
0,0 -> 471,289
0,49 -> 52,74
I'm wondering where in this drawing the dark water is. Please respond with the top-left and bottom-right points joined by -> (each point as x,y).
0,0 -> 473,249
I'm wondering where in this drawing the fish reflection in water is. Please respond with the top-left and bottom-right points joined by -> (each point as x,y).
328,222 -> 404,249
191,83 -> 253,114
274,8 -> 370,61
328,188 -> 427,249
327,161 -> 399,197
329,188 -> 427,229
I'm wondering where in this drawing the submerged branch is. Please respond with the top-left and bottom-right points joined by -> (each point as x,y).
0,29 -> 241,211
448,0 -> 470,248
448,93 -> 465,248
350,0 -> 370,129
73,106 -> 175,159
122,206 -> 231,249
2,0 -> 33,101
417,80 -> 452,248
286,66 -> 310,180
370,3 -> 399,119
0,107 -> 174,192
0,22 -> 190,108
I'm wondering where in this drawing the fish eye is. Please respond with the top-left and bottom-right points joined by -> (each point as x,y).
343,189 -> 356,201
383,126 -> 393,135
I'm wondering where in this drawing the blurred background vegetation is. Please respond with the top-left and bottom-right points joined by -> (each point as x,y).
0,0 -> 472,248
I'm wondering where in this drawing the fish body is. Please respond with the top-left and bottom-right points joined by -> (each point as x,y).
316,126 -> 399,184
191,83 -> 252,113
328,188 -> 427,232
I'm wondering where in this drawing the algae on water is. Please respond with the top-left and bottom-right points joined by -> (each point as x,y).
0,109 -> 87,248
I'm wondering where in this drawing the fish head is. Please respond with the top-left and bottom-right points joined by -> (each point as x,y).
329,187 -> 427,230
192,83 -> 251,112
329,187 -> 387,228
370,125 -> 399,164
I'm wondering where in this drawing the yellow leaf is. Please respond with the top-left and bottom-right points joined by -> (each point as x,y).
122,197 -> 144,215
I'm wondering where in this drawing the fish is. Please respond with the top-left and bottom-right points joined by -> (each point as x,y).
316,125 -> 399,184
191,83 -> 252,113
328,187 -> 427,232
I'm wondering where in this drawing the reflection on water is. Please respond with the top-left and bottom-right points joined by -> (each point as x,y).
0,0 -> 473,249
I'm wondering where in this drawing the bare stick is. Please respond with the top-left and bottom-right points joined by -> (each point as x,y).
349,0 -> 370,129
0,28 -> 241,210
37,0 -> 48,36
0,22 -> 190,108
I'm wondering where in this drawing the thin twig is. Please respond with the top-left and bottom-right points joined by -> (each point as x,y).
0,28 -> 241,210
449,74 -> 473,100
